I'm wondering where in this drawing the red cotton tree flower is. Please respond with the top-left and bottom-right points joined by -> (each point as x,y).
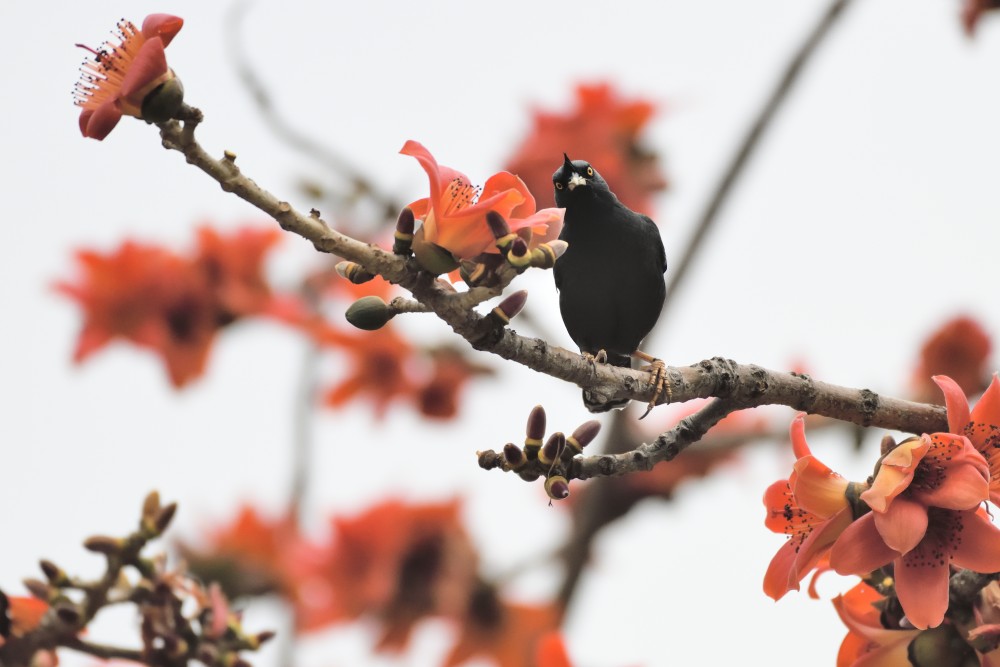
934,373 -> 1000,505
401,140 -> 562,265
763,414 -> 857,600
74,14 -> 185,140
504,82 -> 668,214
830,431 -> 1000,629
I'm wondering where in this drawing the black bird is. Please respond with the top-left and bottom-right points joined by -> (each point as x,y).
552,154 -> 667,415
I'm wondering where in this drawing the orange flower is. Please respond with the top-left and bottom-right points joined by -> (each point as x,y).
298,500 -> 478,647
184,505 -> 300,598
55,242 -> 219,387
194,226 -> 284,317
445,595 -> 561,667
401,140 -> 563,260
417,349 -> 493,420
74,15 -> 184,140
832,581 -> 918,666
832,504 -> 1000,629
321,326 -> 417,417
0,593 -> 48,639
934,373 -> 1000,505
831,428 -> 996,629
505,83 -> 668,214
536,632 -> 573,667
763,414 -> 855,600
910,316 -> 991,403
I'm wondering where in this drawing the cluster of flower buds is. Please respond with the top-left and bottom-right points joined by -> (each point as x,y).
486,211 -> 568,274
501,405 -> 601,501
0,492 -> 273,667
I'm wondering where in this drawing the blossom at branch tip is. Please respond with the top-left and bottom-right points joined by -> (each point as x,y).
505,82 -> 668,214
400,140 -> 563,262
74,14 -> 184,140
934,373 -> 1000,506
444,594 -> 561,667
763,414 -> 856,601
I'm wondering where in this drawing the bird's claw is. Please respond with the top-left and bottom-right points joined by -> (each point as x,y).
638,359 -> 669,420
582,349 -> 609,366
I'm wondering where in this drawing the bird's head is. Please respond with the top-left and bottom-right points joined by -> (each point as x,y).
552,154 -> 609,206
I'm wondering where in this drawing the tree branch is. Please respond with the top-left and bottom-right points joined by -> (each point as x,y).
158,115 -> 946,448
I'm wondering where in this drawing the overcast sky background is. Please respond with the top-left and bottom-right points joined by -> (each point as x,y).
3,0 -> 1000,665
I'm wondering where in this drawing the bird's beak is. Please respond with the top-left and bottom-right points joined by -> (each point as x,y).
567,173 -> 587,191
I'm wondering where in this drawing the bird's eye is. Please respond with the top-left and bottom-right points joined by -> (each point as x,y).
586,166 -> 594,176
555,182 -> 564,190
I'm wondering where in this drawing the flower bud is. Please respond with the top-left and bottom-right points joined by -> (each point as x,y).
490,290 -> 528,325
345,296 -> 394,331
142,491 -> 161,521
155,502 -> 178,535
907,624 -> 974,667
393,208 -> 415,255
460,260 -> 489,287
336,261 -> 376,285
538,432 -> 566,466
566,420 -> 601,456
140,76 -> 185,123
412,227 -> 459,274
503,443 -> 526,470
544,475 -> 570,500
488,211 -> 518,255
506,238 -> 531,271
22,578 -> 51,601
530,240 -> 568,269
39,560 -> 66,586
83,535 -> 123,556
524,405 -> 546,459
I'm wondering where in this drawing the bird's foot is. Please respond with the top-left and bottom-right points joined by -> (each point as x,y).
582,349 -> 609,366
633,351 -> 670,420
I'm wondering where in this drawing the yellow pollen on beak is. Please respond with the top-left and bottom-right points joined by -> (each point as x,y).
567,173 -> 587,191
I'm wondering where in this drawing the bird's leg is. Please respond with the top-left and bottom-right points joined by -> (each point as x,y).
632,349 -> 669,419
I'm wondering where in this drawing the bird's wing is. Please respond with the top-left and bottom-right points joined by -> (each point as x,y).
639,214 -> 667,273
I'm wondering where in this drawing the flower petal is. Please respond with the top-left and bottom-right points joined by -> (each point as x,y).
950,509 -> 1000,573
790,413 -> 811,459
861,437 -> 929,512
972,374 -> 1000,430
912,458 -> 989,510
80,101 -> 123,140
141,14 -> 184,47
790,508 -> 854,588
119,37 -> 168,105
873,496 -> 928,553
763,537 -> 800,600
792,455 -> 849,518
895,549 -> 949,629
830,513 -> 900,576
400,140 -> 471,218
933,374 -> 972,434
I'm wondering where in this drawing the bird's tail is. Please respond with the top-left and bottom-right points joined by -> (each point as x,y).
582,352 -> 632,412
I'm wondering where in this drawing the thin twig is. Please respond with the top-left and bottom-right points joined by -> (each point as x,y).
662,0 -> 856,312
225,0 -> 401,220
